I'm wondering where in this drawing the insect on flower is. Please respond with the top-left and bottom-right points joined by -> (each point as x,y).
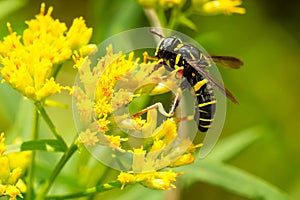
74,28 -> 242,172
133,29 -> 243,132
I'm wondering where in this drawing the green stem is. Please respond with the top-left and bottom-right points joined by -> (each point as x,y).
35,138 -> 78,200
35,102 -> 67,149
52,64 -> 63,79
45,181 -> 122,200
144,8 -> 164,28
167,6 -> 180,30
88,166 -> 112,200
157,8 -> 167,27
26,107 -> 40,200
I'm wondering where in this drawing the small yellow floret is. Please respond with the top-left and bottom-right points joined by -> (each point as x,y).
79,129 -> 99,146
202,0 -> 246,15
0,134 -> 26,200
117,170 -> 183,190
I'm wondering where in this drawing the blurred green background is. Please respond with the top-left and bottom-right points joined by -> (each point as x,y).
0,0 -> 299,199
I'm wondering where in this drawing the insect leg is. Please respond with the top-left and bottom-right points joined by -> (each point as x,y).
132,88 -> 182,118
143,51 -> 159,63
168,88 -> 182,116
132,102 -> 171,118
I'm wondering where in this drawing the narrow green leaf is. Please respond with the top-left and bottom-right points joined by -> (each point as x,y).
5,139 -> 67,154
182,161 -> 291,200
45,99 -> 68,109
21,139 -> 67,152
206,126 -> 264,162
45,181 -> 122,199
178,15 -> 198,31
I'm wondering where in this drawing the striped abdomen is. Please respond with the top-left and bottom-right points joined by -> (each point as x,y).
184,68 -> 216,132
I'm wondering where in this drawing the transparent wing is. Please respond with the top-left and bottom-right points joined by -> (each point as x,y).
209,55 -> 244,69
188,60 -> 239,104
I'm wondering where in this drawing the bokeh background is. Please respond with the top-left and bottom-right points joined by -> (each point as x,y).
0,0 -> 299,199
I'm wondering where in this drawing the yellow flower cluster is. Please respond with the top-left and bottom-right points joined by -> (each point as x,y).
94,47 -> 137,120
138,0 -> 245,15
201,0 -> 246,15
75,45 -> 183,151
75,45 -> 138,134
0,133 -> 29,200
74,45 -> 203,190
118,170 -> 183,190
0,3 -> 94,101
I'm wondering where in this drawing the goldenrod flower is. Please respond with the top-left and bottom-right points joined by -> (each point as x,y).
153,118 -> 177,144
150,140 -> 165,152
96,118 -> 111,132
79,129 -> 99,146
202,0 -> 246,15
105,135 -> 128,149
66,17 -> 93,50
131,147 -> 147,172
6,151 -> 31,175
75,45 -> 137,134
0,157 -> 10,180
111,88 -> 133,111
74,45 -> 202,189
117,172 -> 135,189
94,97 -> 112,118
140,170 -> 183,190
0,133 -> 7,156
169,153 -> 195,167
0,133 -> 26,200
117,170 -> 183,190
0,3 -> 94,101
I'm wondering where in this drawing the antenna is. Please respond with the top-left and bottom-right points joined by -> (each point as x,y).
149,28 -> 165,39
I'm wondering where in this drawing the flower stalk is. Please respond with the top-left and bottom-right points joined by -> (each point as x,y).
35,138 -> 79,200
45,181 -> 122,199
34,102 -> 67,149
26,107 -> 40,200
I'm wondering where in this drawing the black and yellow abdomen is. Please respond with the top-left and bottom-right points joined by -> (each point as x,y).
191,73 -> 216,132
180,62 -> 216,132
